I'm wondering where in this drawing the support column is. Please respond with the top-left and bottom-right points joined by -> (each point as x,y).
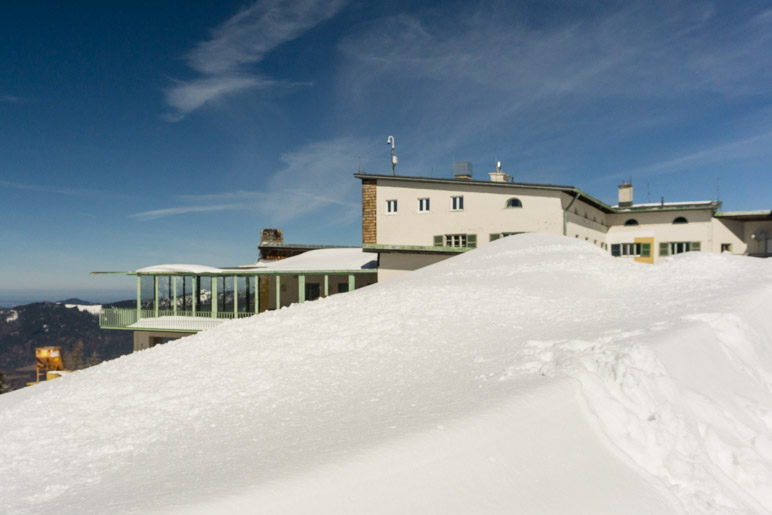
136,276 -> 141,316
153,276 -> 159,317
348,274 -> 355,292
192,277 -> 197,316
212,277 -> 218,318
324,275 -> 329,297
233,275 -> 238,315
173,276 -> 178,316
254,275 -> 260,314
298,274 -> 306,303
275,275 -> 281,310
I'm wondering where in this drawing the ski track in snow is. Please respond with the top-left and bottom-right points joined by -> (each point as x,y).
1,234 -> 772,514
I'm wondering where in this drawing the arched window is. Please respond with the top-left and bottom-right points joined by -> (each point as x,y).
673,216 -> 688,224
624,219 -> 639,226
506,197 -> 523,208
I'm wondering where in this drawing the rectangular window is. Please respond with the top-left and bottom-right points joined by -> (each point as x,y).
721,243 -> 732,253
418,198 -> 430,212
337,283 -> 349,293
451,196 -> 464,211
446,234 -> 467,247
386,199 -> 397,213
666,241 -> 701,255
305,283 -> 321,301
659,242 -> 669,256
611,243 -> 647,257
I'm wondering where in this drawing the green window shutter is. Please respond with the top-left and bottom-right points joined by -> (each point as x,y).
611,244 -> 621,257
691,241 -> 701,251
433,235 -> 443,247
641,243 -> 651,257
659,242 -> 669,256
467,234 -> 477,248
489,233 -> 501,242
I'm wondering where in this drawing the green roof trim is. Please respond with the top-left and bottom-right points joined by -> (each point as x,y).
363,243 -> 469,254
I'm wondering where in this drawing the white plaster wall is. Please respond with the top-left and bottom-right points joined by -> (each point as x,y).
607,209 -> 714,262
711,218 -> 747,254
375,180 -> 565,247
378,253 -> 453,281
743,220 -> 772,256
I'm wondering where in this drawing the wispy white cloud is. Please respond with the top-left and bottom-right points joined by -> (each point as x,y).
335,2 -> 772,176
614,129 -> 772,179
132,137 -> 369,223
0,94 -> 21,103
0,179 -> 100,197
165,0 -> 349,120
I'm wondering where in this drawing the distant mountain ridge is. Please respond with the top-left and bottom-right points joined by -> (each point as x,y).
0,300 -> 133,392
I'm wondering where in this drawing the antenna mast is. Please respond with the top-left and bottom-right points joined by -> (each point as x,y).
387,136 -> 397,175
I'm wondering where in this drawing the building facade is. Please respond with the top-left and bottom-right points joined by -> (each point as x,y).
355,170 -> 772,280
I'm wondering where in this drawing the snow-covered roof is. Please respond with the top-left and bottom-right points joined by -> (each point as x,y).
249,248 -> 377,272
612,200 -> 717,209
136,264 -> 225,275
135,249 -> 376,275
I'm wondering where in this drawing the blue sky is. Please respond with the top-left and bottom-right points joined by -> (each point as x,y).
1,0 -> 771,304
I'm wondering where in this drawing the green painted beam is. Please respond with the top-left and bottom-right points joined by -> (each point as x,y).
136,276 -> 141,315
173,276 -> 177,316
276,276 -> 281,310
348,274 -> 355,292
298,274 -> 306,303
192,276 -> 197,316
324,275 -> 329,297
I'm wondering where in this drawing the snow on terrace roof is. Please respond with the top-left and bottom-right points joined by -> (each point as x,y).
135,264 -> 224,275
612,200 -> 719,210
248,248 -> 377,272
135,249 -> 376,275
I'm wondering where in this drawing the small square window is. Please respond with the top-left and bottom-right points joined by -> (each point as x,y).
451,196 -> 464,211
386,199 -> 398,213
721,243 -> 732,253
418,198 -> 430,212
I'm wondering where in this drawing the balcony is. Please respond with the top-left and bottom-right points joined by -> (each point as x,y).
99,308 -> 256,333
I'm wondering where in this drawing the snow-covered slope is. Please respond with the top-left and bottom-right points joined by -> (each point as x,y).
2,234 -> 772,514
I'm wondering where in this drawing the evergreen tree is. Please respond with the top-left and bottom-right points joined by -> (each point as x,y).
0,370 -> 9,394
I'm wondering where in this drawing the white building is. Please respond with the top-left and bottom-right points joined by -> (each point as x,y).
356,166 -> 772,281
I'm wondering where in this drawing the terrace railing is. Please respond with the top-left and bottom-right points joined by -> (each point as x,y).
99,308 -> 256,333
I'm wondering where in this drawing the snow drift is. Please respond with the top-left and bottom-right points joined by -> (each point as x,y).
2,233 -> 772,514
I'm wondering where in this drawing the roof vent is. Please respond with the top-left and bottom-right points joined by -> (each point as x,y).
453,161 -> 473,180
489,161 -> 511,182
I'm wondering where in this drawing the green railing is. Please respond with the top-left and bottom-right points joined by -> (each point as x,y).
99,308 -> 256,332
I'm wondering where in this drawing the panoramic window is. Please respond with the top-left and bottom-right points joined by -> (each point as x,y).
451,195 -> 464,211
610,242 -> 650,257
660,241 -> 701,256
624,219 -> 639,226
672,216 -> 688,224
386,199 -> 397,213
505,197 -> 522,208
418,198 -> 430,212
434,233 -> 477,248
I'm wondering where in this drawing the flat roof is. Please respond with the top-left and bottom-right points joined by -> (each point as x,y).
354,173 -> 616,213
93,248 -> 377,277
715,210 -> 772,221
355,173 -> 722,214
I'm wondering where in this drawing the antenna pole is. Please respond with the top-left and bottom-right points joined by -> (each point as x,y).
387,136 -> 397,175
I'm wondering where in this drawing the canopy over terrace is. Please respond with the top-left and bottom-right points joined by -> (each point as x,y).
94,249 -> 378,333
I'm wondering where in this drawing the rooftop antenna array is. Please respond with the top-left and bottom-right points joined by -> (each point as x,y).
386,136 -> 397,175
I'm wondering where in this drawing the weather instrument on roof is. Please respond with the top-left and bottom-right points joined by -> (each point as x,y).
387,135 -> 397,175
